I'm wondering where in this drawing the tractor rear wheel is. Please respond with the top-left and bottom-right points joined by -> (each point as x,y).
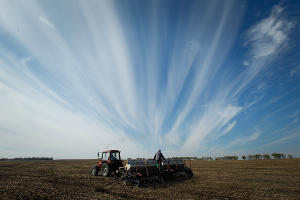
101,163 -> 111,177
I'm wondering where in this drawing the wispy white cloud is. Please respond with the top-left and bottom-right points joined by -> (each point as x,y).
180,103 -> 242,153
243,60 -> 249,66
261,132 -> 300,148
244,6 -> 293,59
172,5 -> 295,154
206,131 -> 261,157
39,16 -> 55,29
0,50 -> 144,158
250,132 -> 260,140
289,112 -> 298,118
232,5 -> 294,97
290,65 -> 300,77
0,0 -> 143,158
164,1 -> 243,149
227,131 -> 260,148
220,121 -> 237,137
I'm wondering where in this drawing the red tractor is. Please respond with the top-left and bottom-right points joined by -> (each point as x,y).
92,150 -> 123,177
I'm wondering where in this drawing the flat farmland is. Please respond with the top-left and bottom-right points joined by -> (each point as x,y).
1,159 -> 300,200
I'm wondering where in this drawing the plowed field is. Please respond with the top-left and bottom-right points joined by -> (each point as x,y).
1,159 -> 300,199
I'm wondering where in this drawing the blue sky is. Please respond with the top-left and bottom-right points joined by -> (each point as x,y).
0,0 -> 300,159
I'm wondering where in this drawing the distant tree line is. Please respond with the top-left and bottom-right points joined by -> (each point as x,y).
199,157 -> 213,160
215,156 -> 238,160
170,153 -> 294,161
0,157 -> 53,161
242,153 -> 293,160
171,156 -> 239,160
169,157 -> 200,160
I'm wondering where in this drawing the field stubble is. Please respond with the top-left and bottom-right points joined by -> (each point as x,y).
0,159 -> 300,199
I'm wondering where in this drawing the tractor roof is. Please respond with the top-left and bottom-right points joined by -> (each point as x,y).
102,150 -> 120,152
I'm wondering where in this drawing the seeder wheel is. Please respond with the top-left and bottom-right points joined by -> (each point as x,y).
184,168 -> 193,178
132,176 -> 141,187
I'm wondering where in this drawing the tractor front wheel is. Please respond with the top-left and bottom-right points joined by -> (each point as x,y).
92,166 -> 98,176
101,163 -> 111,177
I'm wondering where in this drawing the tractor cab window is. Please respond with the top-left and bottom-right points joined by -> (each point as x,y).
102,152 -> 109,160
110,152 -> 120,160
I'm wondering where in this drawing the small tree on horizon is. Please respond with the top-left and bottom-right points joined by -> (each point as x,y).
272,152 -> 286,159
242,156 -> 246,160
272,153 -> 278,159
254,154 -> 262,160
247,155 -> 254,160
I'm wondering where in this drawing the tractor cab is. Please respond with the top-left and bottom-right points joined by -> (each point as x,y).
98,150 -> 121,161
92,150 -> 123,177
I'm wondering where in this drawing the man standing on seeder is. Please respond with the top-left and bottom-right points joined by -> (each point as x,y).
154,149 -> 165,171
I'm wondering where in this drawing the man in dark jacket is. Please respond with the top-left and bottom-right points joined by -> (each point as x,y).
154,149 -> 165,171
